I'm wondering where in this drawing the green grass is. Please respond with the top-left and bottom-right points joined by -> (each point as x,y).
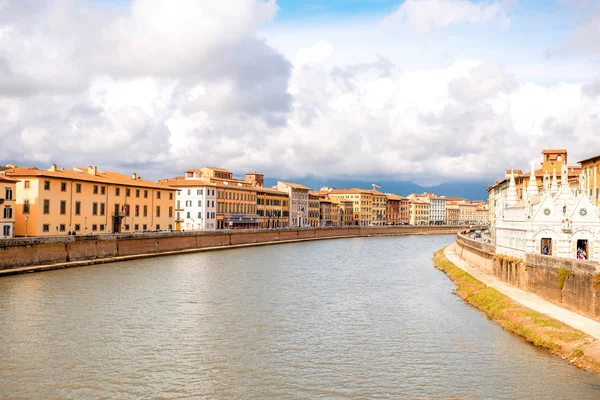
433,247 -> 600,374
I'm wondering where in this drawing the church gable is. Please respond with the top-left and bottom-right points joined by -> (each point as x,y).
570,194 -> 599,223
531,193 -> 559,223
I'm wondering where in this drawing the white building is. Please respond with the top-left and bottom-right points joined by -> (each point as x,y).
164,172 -> 217,231
495,164 -> 600,261
277,181 -> 309,227
429,196 -> 447,225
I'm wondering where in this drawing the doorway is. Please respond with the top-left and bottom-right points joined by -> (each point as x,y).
541,238 -> 552,256
577,239 -> 588,260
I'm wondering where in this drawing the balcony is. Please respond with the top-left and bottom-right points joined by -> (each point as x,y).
112,211 -> 127,217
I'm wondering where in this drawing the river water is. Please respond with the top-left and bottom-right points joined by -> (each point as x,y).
2,235 -> 600,399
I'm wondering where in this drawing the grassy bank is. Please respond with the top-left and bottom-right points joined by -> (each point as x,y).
433,247 -> 600,374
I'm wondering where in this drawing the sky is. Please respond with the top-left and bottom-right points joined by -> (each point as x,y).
0,0 -> 599,185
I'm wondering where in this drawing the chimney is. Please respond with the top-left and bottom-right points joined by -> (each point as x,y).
48,164 -> 57,172
131,173 -> 137,180
87,165 -> 97,175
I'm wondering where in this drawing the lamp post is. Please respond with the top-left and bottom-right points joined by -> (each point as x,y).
84,216 -> 87,236
25,216 -> 28,238
169,217 -> 172,231
131,217 -> 134,232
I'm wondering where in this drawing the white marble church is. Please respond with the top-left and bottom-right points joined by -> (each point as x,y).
495,163 -> 600,261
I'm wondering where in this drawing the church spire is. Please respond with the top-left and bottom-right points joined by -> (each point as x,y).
551,170 -> 558,194
527,162 -> 539,197
507,170 -> 518,206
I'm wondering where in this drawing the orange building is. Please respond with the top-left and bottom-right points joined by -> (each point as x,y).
386,194 -> 403,225
0,175 -> 18,238
339,199 -> 355,226
578,153 -> 600,205
308,192 -> 321,227
256,187 -> 289,228
5,165 -> 176,237
328,188 -> 373,226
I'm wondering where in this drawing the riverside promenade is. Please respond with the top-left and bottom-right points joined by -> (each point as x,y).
445,244 -> 600,340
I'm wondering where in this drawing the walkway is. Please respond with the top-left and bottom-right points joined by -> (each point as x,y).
445,244 -> 600,340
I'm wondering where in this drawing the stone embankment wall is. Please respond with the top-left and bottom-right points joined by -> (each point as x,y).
0,225 -> 464,270
456,230 -> 600,320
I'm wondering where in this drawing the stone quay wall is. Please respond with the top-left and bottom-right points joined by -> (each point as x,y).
455,230 -> 600,321
0,225 -> 465,271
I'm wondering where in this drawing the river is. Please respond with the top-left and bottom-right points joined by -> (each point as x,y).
2,234 -> 600,399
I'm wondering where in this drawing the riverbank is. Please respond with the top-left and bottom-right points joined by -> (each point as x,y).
0,226 -> 464,276
434,245 -> 600,375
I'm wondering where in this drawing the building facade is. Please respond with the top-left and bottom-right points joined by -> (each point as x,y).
372,191 -> 387,225
386,194 -> 402,225
308,193 -> 321,227
5,165 -> 176,236
256,187 -> 289,228
328,189 -> 373,226
277,182 -> 310,227
446,204 -> 460,225
163,174 -> 216,231
409,199 -> 430,225
0,175 -> 17,238
496,165 -> 600,261
429,197 -> 447,225
578,153 -> 600,206
339,199 -> 355,226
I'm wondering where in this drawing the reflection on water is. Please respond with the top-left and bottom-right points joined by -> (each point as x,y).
2,235 -> 600,398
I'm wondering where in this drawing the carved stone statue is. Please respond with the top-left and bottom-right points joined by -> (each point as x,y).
561,163 -> 568,187
579,173 -> 586,192
543,172 -> 550,192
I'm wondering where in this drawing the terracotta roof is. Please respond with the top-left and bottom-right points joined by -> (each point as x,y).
0,175 -> 19,183
246,171 -> 263,175
160,178 -> 217,188
6,166 -> 176,190
204,166 -> 232,173
278,181 -> 310,190
578,154 -> 600,164
541,149 -> 567,154
516,166 -> 581,178
329,188 -> 373,195
386,194 -> 404,201
256,187 -> 288,195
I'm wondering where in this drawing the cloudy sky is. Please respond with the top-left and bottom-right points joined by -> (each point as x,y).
1,0 -> 599,185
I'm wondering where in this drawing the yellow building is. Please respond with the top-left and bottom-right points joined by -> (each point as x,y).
308,192 -> 320,227
328,189 -> 373,226
318,197 -> 340,226
256,187 -> 289,228
5,165 -> 176,237
409,198 -> 429,225
216,186 -> 258,229
458,202 -> 477,225
0,175 -> 18,238
339,199 -> 355,226
371,190 -> 387,225
578,153 -> 600,205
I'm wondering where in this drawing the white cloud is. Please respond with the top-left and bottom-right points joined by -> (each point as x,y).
384,0 -> 508,33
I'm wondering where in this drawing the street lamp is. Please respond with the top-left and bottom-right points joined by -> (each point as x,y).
25,216 -> 28,238
84,216 -> 87,235
131,217 -> 134,232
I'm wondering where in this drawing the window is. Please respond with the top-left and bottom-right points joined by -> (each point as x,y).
60,200 -> 66,215
92,202 -> 98,215
143,205 -> 147,217
168,224 -> 172,230
44,180 -> 50,190
187,189 -> 191,195
126,188 -> 130,197
116,187 -> 121,196
135,205 -> 140,217
143,224 -> 147,231
5,187 -> 12,200
75,224 -> 80,231
23,200 -> 30,214
212,200 -> 214,208
577,239 -> 589,260
76,183 -> 81,193
156,206 -> 161,217
100,224 -> 105,231
3,207 -> 12,219
124,224 -> 130,230
100,186 -> 106,195
211,212 -> 215,219
61,182 -> 67,192
156,224 -> 160,230
198,212 -> 201,218
43,224 -> 50,232
206,211 -> 209,219
134,224 -> 139,231
169,192 -> 173,200
59,224 -> 65,232
43,199 -> 50,214
168,206 -> 173,218
136,189 -> 140,198
75,201 -> 81,215
93,185 -> 98,194
186,212 -> 190,218
92,224 -> 97,231
100,203 -> 105,216
144,190 -> 148,198
157,191 -> 161,199
24,180 -> 30,189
